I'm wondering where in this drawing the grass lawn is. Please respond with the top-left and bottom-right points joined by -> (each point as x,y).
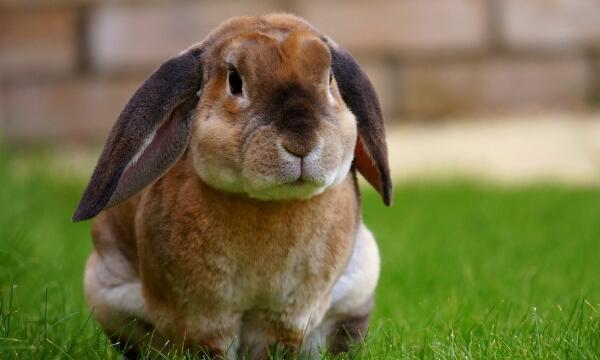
0,150 -> 598,359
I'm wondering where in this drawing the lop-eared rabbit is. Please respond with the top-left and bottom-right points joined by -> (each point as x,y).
73,13 -> 391,359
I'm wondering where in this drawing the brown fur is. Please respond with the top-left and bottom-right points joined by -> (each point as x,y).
91,194 -> 140,267
77,14 -> 390,358
137,151 -> 357,347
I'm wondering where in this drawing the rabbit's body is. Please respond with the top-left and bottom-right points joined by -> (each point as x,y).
86,151 -> 379,357
75,14 -> 390,358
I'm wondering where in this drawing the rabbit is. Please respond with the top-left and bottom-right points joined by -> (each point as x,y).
73,13 -> 391,359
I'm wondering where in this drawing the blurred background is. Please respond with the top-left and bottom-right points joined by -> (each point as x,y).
2,0 -> 600,183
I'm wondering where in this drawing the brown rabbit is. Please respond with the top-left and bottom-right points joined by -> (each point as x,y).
73,13 -> 391,359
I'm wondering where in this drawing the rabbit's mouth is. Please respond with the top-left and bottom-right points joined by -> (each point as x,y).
289,177 -> 317,187
242,169 -> 332,201
243,178 -> 330,201
237,138 -> 353,201
284,175 -> 326,191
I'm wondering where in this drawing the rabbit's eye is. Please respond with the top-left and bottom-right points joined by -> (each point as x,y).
329,71 -> 333,85
228,68 -> 243,96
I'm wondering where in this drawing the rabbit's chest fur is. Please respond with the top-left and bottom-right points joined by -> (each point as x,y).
134,158 -> 358,338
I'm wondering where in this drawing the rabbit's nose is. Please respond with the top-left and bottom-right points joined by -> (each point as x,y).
282,139 -> 315,158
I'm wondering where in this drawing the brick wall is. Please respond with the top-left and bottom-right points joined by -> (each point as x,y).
1,0 -> 599,144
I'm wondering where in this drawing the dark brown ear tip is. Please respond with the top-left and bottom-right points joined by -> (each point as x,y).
72,201 -> 101,222
384,194 -> 393,206
72,213 -> 91,222
72,211 -> 90,223
382,183 -> 393,207
71,214 -> 87,223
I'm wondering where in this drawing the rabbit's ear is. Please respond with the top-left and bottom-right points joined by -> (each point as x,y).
328,41 -> 392,206
73,48 -> 204,221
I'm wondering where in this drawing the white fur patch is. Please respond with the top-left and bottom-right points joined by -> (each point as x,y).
329,225 -> 380,315
85,251 -> 149,324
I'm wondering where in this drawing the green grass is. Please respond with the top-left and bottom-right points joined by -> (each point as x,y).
0,150 -> 599,359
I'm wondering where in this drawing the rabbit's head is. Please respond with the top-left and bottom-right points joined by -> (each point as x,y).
73,14 -> 391,221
